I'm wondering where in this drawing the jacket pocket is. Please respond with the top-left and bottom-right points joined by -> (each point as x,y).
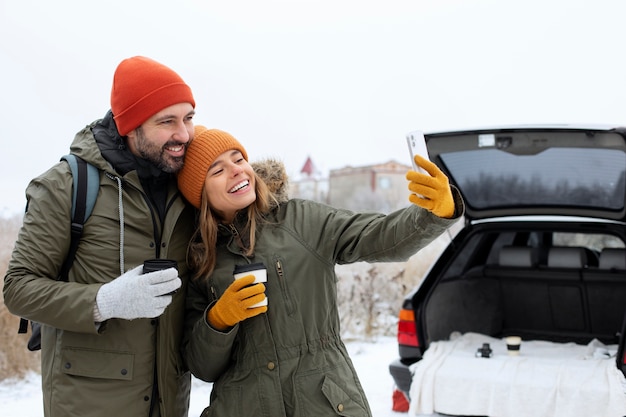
321,376 -> 368,416
273,256 -> 296,316
296,369 -> 369,417
60,347 -> 134,380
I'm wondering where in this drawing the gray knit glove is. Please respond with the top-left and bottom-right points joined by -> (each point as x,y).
94,264 -> 181,321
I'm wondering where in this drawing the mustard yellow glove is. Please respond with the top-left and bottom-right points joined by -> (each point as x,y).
406,154 -> 455,218
207,275 -> 267,331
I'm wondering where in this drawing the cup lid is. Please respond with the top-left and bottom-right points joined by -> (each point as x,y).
233,262 -> 266,274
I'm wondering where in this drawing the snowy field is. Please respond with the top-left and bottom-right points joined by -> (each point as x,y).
0,337 -> 407,417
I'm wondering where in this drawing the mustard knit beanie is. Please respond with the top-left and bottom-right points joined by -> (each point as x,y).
111,56 -> 195,136
178,125 -> 248,209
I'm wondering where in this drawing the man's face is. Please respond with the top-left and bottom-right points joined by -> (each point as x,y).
126,102 -> 195,173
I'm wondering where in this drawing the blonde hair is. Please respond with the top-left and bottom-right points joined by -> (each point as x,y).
188,172 -> 276,281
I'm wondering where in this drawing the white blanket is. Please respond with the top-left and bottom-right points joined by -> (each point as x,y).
408,332 -> 626,417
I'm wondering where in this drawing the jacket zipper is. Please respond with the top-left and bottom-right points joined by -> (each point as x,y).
275,258 -> 295,316
228,224 -> 246,253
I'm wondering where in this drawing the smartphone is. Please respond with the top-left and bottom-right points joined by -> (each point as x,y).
406,130 -> 429,174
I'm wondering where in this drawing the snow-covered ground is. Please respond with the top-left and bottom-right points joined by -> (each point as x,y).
0,337 -> 407,417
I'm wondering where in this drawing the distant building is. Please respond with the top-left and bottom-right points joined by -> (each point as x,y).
290,157 -> 412,213
289,156 -> 328,203
328,160 -> 411,213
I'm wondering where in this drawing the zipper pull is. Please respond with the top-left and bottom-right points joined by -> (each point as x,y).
276,260 -> 284,280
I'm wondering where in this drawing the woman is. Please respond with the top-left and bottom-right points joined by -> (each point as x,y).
178,125 -> 464,417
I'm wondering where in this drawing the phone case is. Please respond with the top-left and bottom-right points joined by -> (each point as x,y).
406,131 -> 429,174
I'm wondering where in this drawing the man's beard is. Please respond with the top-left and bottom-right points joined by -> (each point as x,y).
135,127 -> 186,173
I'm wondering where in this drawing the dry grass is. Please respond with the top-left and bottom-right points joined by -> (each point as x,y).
335,221 -> 462,341
0,214 -> 41,381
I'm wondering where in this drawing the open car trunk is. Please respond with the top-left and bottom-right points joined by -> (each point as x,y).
420,223 -> 626,347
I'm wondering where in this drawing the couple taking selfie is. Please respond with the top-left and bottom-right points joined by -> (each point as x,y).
3,56 -> 464,417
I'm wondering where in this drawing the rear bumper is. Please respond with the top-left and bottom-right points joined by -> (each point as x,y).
388,357 -> 413,397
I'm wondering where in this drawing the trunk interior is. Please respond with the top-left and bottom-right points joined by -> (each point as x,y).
419,224 -> 626,376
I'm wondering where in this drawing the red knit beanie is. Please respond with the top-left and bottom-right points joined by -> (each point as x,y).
111,56 -> 195,136
178,125 -> 248,209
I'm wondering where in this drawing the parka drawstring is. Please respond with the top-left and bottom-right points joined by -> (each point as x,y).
106,172 -> 125,275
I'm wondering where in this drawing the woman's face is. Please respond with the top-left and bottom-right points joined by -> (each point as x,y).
203,149 -> 256,223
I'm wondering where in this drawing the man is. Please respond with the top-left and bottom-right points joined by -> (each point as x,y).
3,56 -> 196,417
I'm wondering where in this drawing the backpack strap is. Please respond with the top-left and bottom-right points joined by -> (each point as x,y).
18,316 -> 29,334
18,155 -> 99,337
59,154 -> 99,281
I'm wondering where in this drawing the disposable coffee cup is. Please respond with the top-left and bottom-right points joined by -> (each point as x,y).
506,336 -> 521,356
233,262 -> 267,308
143,259 -> 178,295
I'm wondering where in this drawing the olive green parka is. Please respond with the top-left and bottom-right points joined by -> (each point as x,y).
183,159 -> 464,417
4,112 -> 196,417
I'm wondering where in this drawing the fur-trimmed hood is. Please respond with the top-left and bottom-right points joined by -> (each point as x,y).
252,158 -> 290,205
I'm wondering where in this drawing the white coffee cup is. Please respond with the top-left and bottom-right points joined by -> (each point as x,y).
506,336 -> 521,356
233,262 -> 268,308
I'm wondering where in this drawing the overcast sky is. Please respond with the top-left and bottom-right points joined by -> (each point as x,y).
2,0 -> 626,215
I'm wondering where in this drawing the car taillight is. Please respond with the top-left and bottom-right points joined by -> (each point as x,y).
397,308 -> 419,347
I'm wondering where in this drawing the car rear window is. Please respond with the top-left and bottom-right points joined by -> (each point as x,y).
441,148 -> 625,211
